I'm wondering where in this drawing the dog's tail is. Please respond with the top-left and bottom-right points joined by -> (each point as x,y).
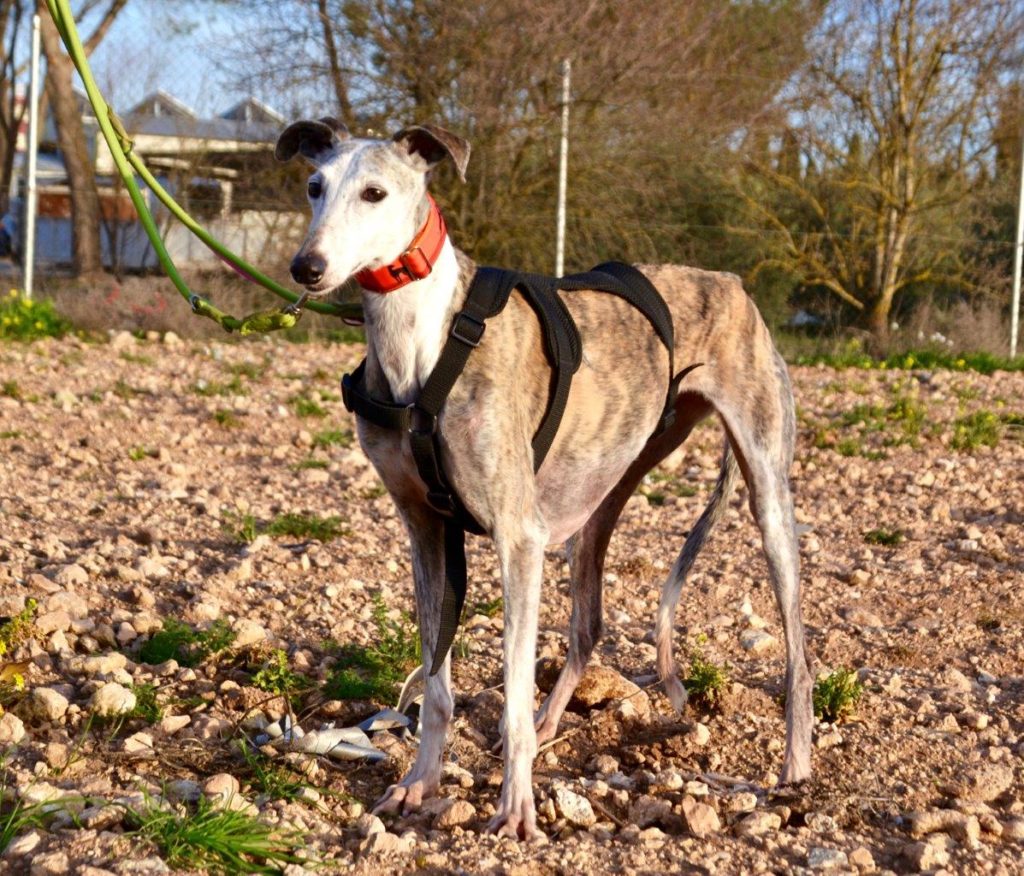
654,439 -> 739,712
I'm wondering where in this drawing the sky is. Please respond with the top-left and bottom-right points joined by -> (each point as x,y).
82,2 -> 261,119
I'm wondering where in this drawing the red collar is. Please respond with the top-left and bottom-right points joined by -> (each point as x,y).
354,195 -> 448,294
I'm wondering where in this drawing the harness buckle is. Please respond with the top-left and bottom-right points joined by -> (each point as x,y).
450,312 -> 486,348
408,405 -> 437,437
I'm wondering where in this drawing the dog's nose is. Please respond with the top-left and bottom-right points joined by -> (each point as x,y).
290,253 -> 327,286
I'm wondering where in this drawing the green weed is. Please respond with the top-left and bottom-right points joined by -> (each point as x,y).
251,650 -> 312,703
312,428 -> 352,449
682,636 -> 729,709
292,396 -> 326,418
864,528 -> 903,546
225,361 -> 266,380
0,291 -> 69,341
325,595 -> 420,702
0,599 -> 37,658
291,458 -> 329,471
138,618 -> 236,668
0,430 -> 22,439
471,597 -> 504,618
222,511 -> 346,544
795,348 -> 1022,375
813,668 -> 863,723
193,376 -> 247,397
265,512 -> 346,541
0,792 -> 49,855
125,794 -> 305,874
128,446 -> 155,461
119,352 -> 154,365
1,380 -> 21,400
212,409 -> 242,429
951,411 -> 1002,450
128,683 -> 163,724
113,379 -> 144,400
238,740 -> 310,804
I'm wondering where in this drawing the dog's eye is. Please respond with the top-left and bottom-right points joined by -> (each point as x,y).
307,179 -> 322,199
361,186 -> 387,203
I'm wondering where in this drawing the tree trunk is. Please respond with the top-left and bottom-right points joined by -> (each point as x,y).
38,7 -> 103,277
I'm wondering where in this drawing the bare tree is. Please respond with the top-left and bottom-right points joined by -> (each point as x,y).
0,0 -> 28,217
37,0 -> 128,276
741,0 -> 1024,337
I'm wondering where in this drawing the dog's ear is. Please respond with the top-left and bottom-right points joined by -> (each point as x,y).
275,117 -> 349,164
393,124 -> 470,182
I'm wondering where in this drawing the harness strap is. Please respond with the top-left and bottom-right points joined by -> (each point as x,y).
343,261 -> 694,676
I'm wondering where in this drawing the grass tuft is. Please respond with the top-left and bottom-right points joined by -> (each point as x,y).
128,683 -> 164,724
325,595 -> 420,702
951,411 -> 1002,451
222,510 -> 346,544
864,528 -> 903,546
137,618 -> 237,668
813,667 -> 863,723
312,428 -> 352,449
682,636 -> 729,709
125,795 -> 306,874
238,740 -> 311,804
0,599 -> 37,658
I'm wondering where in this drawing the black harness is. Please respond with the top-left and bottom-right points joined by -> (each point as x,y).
342,262 -> 695,674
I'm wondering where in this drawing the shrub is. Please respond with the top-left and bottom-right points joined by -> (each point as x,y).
0,290 -> 69,341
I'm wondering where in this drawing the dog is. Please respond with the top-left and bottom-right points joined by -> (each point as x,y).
275,117 -> 814,840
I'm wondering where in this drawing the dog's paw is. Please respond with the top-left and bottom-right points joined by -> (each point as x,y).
486,796 -> 545,842
372,778 -> 436,816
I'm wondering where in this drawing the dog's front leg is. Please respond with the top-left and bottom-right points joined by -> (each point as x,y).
373,508 -> 453,815
488,517 -> 547,841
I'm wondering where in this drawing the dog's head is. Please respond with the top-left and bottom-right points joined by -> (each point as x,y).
275,118 -> 470,294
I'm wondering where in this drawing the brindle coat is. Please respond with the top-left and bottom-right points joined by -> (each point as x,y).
277,119 -> 814,841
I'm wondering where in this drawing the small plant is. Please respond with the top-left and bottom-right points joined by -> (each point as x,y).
325,595 -> 420,702
0,599 -> 37,657
292,396 -> 327,418
128,446 -> 155,461
193,376 -> 247,397
312,428 -> 352,449
221,511 -> 258,544
138,618 -> 236,668
0,430 -> 22,439
119,352 -> 154,365
226,361 -> 265,380
0,790 -> 49,855
128,683 -> 163,724
124,794 -> 306,874
292,458 -> 329,471
264,512 -> 346,541
813,668 -> 863,723
864,528 -> 903,546
238,740 -> 310,804
114,379 -> 145,399
0,290 -> 69,341
471,597 -> 504,618
951,411 -> 1002,451
212,409 -> 242,429
682,636 -> 729,709
1,380 -> 21,400
251,650 -> 312,703
361,483 -> 388,500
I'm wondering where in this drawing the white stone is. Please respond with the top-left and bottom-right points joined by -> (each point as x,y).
89,682 -> 136,716
740,630 -> 778,654
808,847 -> 849,871
0,712 -> 26,746
551,784 -> 597,828
27,688 -> 69,722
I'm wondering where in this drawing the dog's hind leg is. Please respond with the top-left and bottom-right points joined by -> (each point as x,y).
533,394 -> 713,747
373,508 -> 453,815
717,354 -> 814,784
654,441 -> 739,712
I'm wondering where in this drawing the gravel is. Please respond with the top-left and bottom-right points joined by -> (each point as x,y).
1,333 -> 1023,873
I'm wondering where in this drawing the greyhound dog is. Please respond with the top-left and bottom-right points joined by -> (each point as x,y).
275,118 -> 814,840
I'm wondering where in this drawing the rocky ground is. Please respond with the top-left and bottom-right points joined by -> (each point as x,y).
0,330 -> 1022,875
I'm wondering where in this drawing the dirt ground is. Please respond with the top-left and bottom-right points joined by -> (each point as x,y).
1,330 -> 1022,875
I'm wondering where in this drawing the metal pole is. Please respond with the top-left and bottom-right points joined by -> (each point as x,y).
555,58 -> 571,277
23,14 -> 42,299
1011,126 -> 1024,359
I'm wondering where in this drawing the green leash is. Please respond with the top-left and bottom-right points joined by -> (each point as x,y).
44,0 -> 362,333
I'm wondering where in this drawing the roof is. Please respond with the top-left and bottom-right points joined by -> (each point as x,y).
128,90 -> 197,120
219,97 -> 285,126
